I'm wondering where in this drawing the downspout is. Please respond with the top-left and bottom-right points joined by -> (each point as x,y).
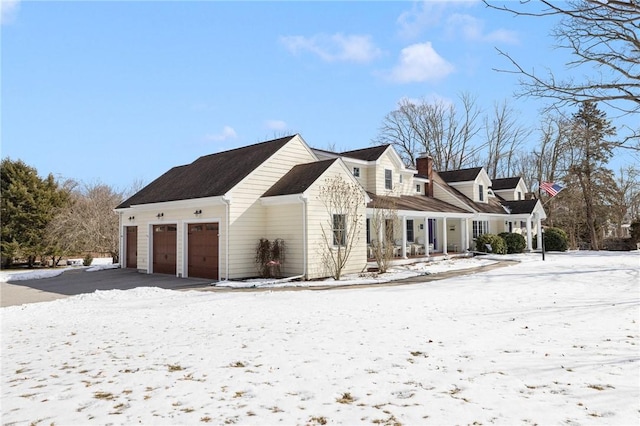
222,195 -> 231,281
300,194 -> 307,279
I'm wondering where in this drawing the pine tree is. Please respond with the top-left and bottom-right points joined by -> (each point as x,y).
1,159 -> 69,267
566,102 -> 617,250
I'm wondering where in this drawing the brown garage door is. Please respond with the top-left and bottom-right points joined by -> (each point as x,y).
153,224 -> 177,275
126,226 -> 137,269
188,223 -> 219,280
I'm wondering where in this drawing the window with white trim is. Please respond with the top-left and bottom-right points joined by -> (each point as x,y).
353,167 -> 360,178
472,220 -> 489,238
333,214 -> 346,246
479,184 -> 484,201
406,219 -> 414,242
416,184 -> 421,193
385,169 -> 392,190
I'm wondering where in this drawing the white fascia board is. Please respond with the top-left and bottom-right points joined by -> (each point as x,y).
477,212 -> 518,220
121,195 -> 229,212
379,145 -> 405,170
533,200 -> 547,219
293,134 -> 320,162
340,156 -> 370,166
261,194 -> 306,206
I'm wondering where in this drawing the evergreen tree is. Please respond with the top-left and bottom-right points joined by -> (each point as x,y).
1,159 -> 68,267
566,102 -> 617,250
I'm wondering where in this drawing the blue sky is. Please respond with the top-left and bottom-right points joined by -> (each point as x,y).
1,1 -> 631,190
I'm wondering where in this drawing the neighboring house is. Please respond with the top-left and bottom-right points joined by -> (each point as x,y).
116,134 -> 546,281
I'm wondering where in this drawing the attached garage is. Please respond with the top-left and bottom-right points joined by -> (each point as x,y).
187,222 -> 219,280
125,226 -> 137,269
153,224 -> 177,275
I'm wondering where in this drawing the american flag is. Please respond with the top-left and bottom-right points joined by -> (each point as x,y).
540,182 -> 563,197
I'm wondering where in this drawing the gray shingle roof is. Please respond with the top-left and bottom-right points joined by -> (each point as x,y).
491,177 -> 521,190
117,135 -> 296,208
501,199 -> 539,215
432,171 -> 506,214
367,193 -> 470,214
263,159 -> 337,197
340,145 -> 389,161
437,167 -> 483,183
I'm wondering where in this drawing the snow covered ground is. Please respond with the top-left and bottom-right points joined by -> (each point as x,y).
1,251 -> 639,425
0,257 -> 116,283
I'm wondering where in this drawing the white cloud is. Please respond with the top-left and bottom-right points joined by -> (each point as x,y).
264,120 -> 287,131
204,126 -> 237,142
396,1 -> 449,39
280,33 -> 382,63
1,0 -> 20,25
386,42 -> 454,84
446,13 -> 519,44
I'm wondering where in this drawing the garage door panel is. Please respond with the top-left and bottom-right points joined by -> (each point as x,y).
126,226 -> 137,269
188,223 -> 219,280
153,224 -> 177,275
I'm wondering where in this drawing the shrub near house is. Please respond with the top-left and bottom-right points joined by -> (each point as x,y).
499,232 -> 527,254
475,234 -> 507,254
543,227 -> 569,252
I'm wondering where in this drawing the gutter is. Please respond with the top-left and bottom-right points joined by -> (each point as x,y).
222,195 -> 231,281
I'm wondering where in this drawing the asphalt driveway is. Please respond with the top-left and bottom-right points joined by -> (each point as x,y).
1,260 -> 518,308
1,268 -> 213,307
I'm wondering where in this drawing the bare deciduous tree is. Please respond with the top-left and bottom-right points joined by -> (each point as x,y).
374,93 -> 482,171
49,182 -> 124,263
608,166 -> 640,236
483,100 -> 532,179
369,197 -> 398,274
486,0 -> 639,144
318,175 -> 365,280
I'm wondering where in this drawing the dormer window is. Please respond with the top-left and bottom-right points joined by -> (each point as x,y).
416,184 -> 421,193
385,169 -> 392,190
479,184 -> 484,201
518,191 -> 522,200
353,167 -> 360,178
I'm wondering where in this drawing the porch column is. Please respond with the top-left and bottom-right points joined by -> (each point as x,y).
424,217 -> 430,256
401,215 -> 407,258
536,214 -> 543,250
461,218 -> 468,252
526,216 -> 533,252
442,217 -> 448,255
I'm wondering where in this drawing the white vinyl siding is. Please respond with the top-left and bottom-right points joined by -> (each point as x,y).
304,163 -> 367,280
264,203 -> 304,276
226,135 -> 317,278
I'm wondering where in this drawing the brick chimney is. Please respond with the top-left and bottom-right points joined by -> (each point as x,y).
416,154 -> 433,197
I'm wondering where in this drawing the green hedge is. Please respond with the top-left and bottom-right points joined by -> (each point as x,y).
475,233 -> 507,254
543,227 -> 568,252
499,232 -> 527,254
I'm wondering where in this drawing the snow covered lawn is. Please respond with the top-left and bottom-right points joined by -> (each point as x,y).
2,251 -> 638,425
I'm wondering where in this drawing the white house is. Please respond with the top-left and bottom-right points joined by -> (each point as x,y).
115,134 -> 546,281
